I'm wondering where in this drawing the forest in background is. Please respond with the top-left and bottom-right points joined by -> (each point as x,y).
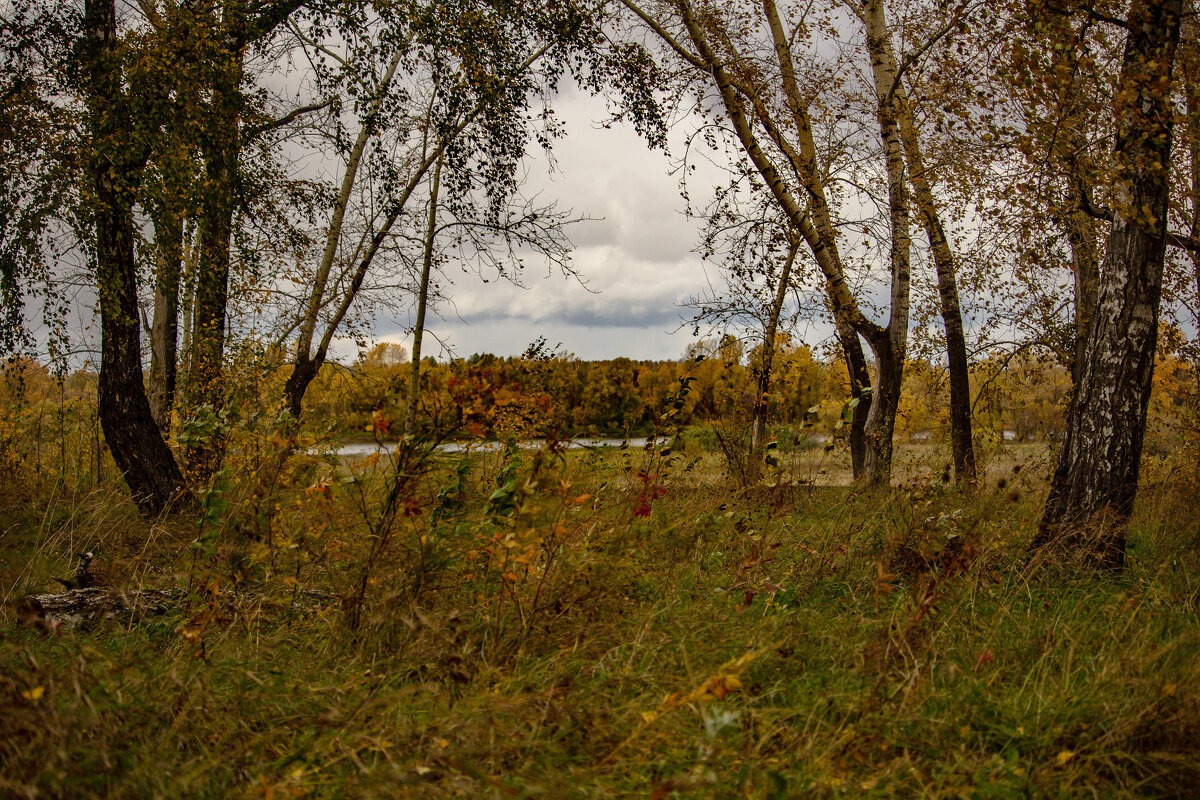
3,333 -> 1194,480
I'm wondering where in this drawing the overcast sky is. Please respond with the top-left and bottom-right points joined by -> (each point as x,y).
364,85 -> 724,363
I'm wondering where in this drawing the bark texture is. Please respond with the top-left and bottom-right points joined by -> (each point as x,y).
184,25 -> 242,480
750,240 -> 799,452
860,0 -> 913,486
84,0 -> 189,515
1036,0 -> 1183,569
407,157 -> 443,436
887,30 -> 977,485
148,205 -> 183,432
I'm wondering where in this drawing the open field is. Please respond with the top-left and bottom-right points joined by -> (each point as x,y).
3,442 -> 1199,798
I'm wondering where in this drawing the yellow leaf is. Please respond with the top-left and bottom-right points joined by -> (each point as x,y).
21,686 -> 44,702
640,711 -> 659,723
1164,683 -> 1177,697
1055,750 -> 1075,766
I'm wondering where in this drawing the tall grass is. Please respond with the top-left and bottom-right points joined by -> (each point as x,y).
3,440 -> 1199,798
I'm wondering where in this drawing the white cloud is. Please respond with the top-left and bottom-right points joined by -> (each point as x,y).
364,87 -> 725,361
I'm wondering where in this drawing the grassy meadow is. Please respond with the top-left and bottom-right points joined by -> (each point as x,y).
2,436 -> 1200,798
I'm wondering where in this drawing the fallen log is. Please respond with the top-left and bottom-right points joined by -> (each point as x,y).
15,587 -> 336,632
16,588 -> 183,632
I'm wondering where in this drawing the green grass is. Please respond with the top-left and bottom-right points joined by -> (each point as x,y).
3,444 -> 1199,798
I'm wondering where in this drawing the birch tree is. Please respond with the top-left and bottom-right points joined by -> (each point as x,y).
274,0 -> 664,425
622,0 -> 967,484
858,0 -> 979,485
1033,0 -> 1197,568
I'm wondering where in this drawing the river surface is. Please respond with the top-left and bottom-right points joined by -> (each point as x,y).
332,437 -> 654,458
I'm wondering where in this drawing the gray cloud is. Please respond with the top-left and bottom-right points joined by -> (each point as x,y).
359,89 -> 724,361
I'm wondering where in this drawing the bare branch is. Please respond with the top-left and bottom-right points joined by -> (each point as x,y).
242,98 -> 334,142
618,0 -> 708,70
1077,180 -> 1200,253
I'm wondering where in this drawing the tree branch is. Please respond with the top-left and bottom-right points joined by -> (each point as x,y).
242,98 -> 333,142
242,0 -> 311,47
619,0 -> 708,70
1042,0 -> 1131,30
1077,180 -> 1200,253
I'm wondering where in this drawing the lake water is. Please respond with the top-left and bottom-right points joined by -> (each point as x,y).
333,437 -> 654,458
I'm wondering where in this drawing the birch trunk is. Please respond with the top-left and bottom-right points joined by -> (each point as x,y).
406,157 -> 443,436
1036,0 -> 1184,569
751,240 -> 799,452
861,0 -> 913,487
670,0 -> 887,478
278,42 -> 545,420
184,13 -> 244,481
1066,195 -> 1102,384
148,206 -> 183,433
843,325 -> 872,477
284,52 -> 405,420
1185,23 -> 1200,319
885,36 -> 977,485
1058,70 -> 1102,384
761,0 -> 875,475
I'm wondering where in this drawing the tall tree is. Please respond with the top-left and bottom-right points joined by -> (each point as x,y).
622,0 -> 928,483
277,0 -> 662,423
82,0 -> 189,513
180,0 -> 314,479
1035,0 -> 1187,567
858,0 -> 978,485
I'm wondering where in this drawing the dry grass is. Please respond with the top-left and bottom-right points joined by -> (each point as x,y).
3,440 -> 1199,798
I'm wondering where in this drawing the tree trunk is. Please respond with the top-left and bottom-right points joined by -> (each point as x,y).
1058,69 -> 1102,385
760,0 -> 878,477
750,239 -> 799,452
84,0 -> 189,515
1185,23 -> 1200,323
893,81 -> 977,485
184,27 -> 244,481
1066,193 -> 1101,384
874,0 -> 978,486
841,323 -> 872,478
862,0 -> 913,487
148,206 -> 183,433
282,357 -> 319,422
862,336 -> 902,485
406,157 -> 443,436
671,0 -> 890,479
284,52 -> 406,424
1036,0 -> 1183,569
